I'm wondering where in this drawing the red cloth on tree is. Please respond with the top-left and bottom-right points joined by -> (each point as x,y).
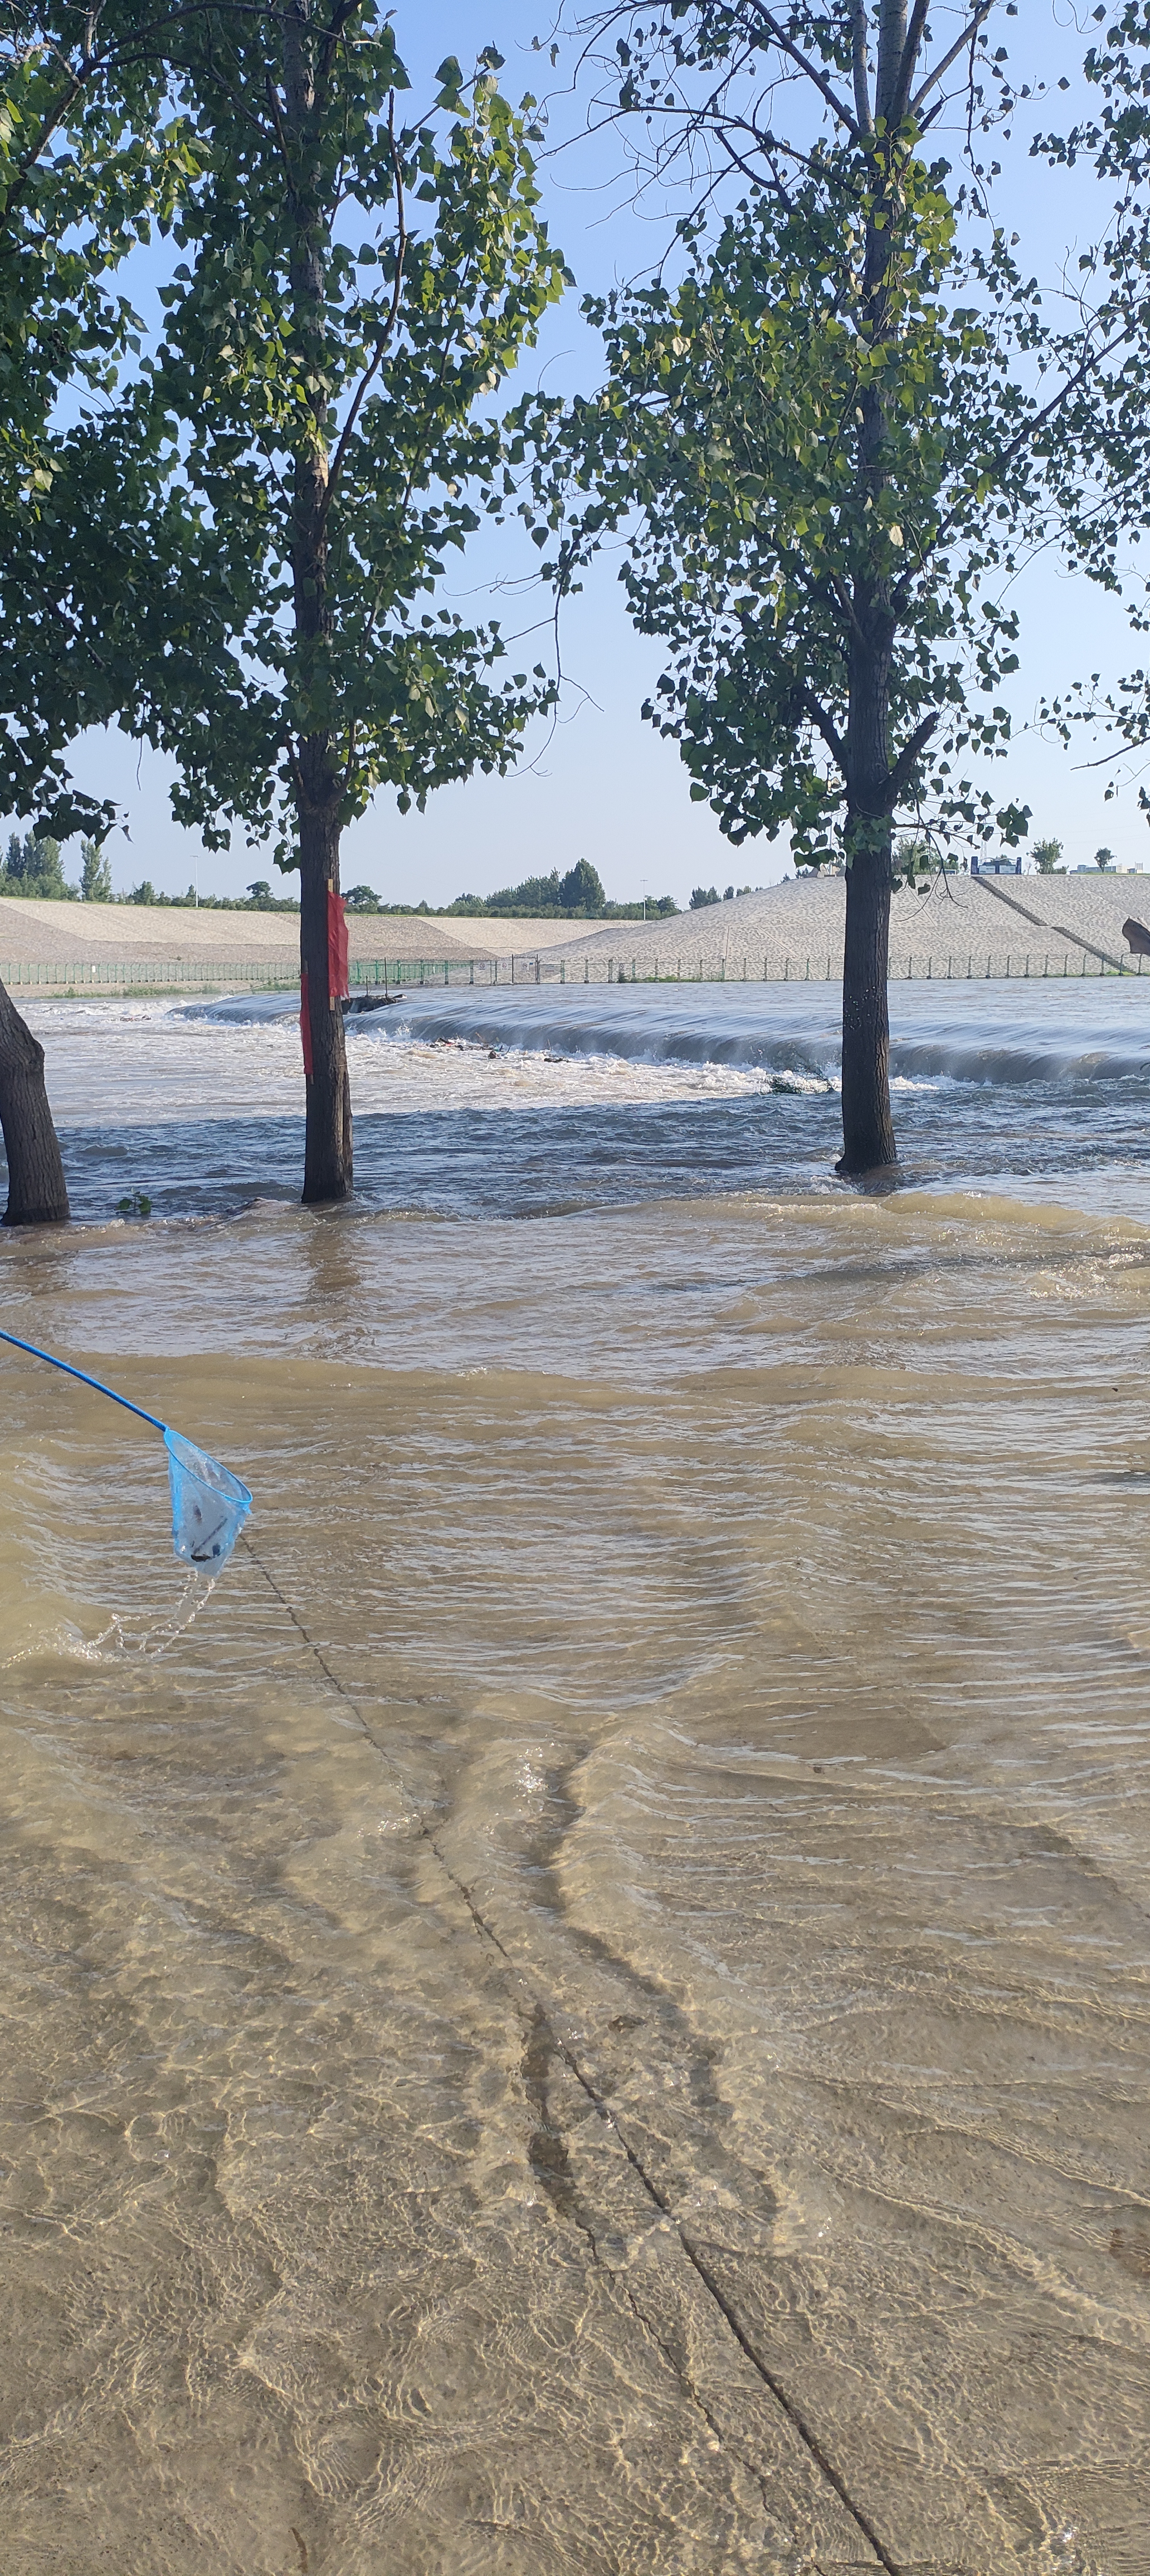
328,887 -> 349,1000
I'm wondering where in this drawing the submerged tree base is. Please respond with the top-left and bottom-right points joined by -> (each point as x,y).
0,978 -> 70,1226
835,1150 -> 900,1189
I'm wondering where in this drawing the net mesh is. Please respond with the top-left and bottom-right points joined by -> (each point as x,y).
164,1429 -> 252,1569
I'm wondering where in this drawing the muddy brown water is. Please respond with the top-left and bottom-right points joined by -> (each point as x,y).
1,1007 -> 1149,2571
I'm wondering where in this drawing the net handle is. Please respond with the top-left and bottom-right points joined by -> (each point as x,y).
0,1329 -> 168,1433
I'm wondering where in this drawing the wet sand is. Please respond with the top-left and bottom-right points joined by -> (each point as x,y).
2,1165 -> 1149,2573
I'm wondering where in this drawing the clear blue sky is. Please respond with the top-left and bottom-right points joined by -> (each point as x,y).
11,1 -> 1150,901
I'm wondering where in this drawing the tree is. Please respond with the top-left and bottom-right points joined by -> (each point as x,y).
539,2 -> 1126,1170
80,837 -> 114,900
1033,837 -> 1063,873
560,857 -> 605,912
690,886 -> 719,909
113,13 -> 567,1204
0,982 -> 70,1224
0,2 -> 203,838
0,1 -> 206,1222
0,830 -> 71,896
1095,845 -> 1116,870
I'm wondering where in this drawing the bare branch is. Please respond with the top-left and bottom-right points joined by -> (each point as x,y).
887,0 -> 929,131
910,0 -> 993,119
738,0 -> 861,140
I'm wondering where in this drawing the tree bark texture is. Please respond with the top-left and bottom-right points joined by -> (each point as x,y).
285,2 -> 352,1204
839,845 -> 896,1173
300,780 -> 352,1204
840,559 -> 898,1172
835,0 -> 907,1175
0,977 -> 70,1224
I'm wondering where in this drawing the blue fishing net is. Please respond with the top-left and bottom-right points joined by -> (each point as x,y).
1,1327 -> 253,1574
164,1429 -> 252,1569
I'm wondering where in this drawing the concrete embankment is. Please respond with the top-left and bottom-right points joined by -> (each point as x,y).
4,873 -> 1150,991
0,899 -> 594,992
533,871 -> 1150,982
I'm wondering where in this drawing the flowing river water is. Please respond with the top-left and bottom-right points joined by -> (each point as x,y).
1,983 -> 1149,2575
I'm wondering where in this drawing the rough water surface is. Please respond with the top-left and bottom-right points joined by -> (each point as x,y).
0,986 -> 1148,2574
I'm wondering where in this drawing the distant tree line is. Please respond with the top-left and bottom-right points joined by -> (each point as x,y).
0,845 -> 301,908
0,855 -> 679,919
260,858 -> 678,918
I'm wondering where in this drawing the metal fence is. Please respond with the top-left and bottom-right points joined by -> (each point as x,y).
0,957 -> 300,992
2,944 -> 1143,994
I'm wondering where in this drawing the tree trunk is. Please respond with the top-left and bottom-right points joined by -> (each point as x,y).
0,977 -> 70,1223
838,841 -> 896,1173
299,780 -> 352,1204
839,543 -> 899,1173
285,3 -> 350,1205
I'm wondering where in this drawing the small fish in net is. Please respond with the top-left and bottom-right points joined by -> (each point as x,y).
164,1429 -> 252,1568
1,1329 -> 252,1571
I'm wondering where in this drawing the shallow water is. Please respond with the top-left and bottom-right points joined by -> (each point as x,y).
16,975 -> 1150,1222
1,989 -> 1149,2573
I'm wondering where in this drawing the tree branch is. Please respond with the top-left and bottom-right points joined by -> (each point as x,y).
797,682 -> 846,772
739,0 -> 861,141
323,91 -> 407,512
910,0 -> 993,118
888,0 -> 929,131
914,317 -> 1132,578
886,705 -> 939,803
851,0 -> 873,136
